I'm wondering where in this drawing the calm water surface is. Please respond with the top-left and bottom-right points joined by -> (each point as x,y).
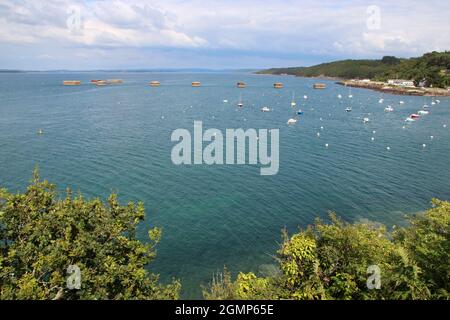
0,72 -> 449,298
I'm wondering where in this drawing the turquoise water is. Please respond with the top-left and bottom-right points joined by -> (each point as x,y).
0,72 -> 449,298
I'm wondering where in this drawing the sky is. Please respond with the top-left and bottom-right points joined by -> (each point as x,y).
0,0 -> 449,70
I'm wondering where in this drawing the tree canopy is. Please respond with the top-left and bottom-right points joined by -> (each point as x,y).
0,169 -> 180,300
204,200 -> 450,300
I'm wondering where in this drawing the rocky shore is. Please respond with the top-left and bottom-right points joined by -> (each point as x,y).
337,80 -> 450,97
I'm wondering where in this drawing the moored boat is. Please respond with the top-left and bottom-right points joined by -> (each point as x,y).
63,80 -> 81,86
273,82 -> 283,89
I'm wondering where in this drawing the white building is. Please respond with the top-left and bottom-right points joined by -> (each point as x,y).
387,79 -> 415,87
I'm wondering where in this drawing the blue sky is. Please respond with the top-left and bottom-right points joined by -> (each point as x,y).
0,0 -> 449,70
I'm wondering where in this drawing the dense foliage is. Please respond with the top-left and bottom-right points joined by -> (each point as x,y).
259,51 -> 450,88
0,170 -> 180,300
204,200 -> 450,300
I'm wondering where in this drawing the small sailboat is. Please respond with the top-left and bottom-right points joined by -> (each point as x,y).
37,129 -> 44,135
379,98 -> 384,103
237,93 -> 243,108
287,118 -> 298,125
423,104 -> 430,109
291,92 -> 296,107
363,117 -> 370,124
384,106 -> 394,112
345,107 -> 352,112
261,106 -> 270,112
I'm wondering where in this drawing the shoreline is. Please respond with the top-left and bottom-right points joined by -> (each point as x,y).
257,72 -> 450,97
337,79 -> 450,97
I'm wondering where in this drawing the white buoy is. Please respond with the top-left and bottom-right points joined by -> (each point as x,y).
387,146 -> 391,151
402,126 -> 406,129
320,126 -> 324,130
422,144 -> 427,148
316,132 -> 321,137
371,137 -> 375,141
372,130 -> 376,134
444,124 -> 447,128
303,95 -> 308,99
320,117 -> 323,121
161,116 -> 165,119
338,94 -> 342,99
325,143 -> 329,148
430,135 -> 434,139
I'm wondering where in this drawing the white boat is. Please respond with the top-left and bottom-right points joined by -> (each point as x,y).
287,118 -> 297,125
379,98 -> 384,104
423,104 -> 429,109
405,117 -> 415,122
436,99 -> 441,104
384,106 -> 394,112
345,107 -> 352,112
363,117 -> 370,123
37,129 -> 44,135
399,101 -> 405,104
291,92 -> 296,107
348,94 -> 353,98
431,101 -> 436,105
303,95 -> 308,100
418,110 -> 429,115
237,94 -> 243,107
261,106 -> 270,112
223,99 -> 228,103
337,94 -> 342,99
297,109 -> 304,115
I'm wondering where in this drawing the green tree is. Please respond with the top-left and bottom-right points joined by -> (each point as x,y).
205,202 -> 449,300
0,170 -> 180,300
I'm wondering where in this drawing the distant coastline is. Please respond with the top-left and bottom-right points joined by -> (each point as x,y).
257,51 -> 450,97
337,79 -> 450,97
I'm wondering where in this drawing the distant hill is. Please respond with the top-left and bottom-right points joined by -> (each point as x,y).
258,51 -> 450,88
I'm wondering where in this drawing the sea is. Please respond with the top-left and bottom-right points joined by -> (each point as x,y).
0,71 -> 449,298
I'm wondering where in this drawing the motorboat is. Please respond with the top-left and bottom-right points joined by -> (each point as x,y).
287,118 -> 298,125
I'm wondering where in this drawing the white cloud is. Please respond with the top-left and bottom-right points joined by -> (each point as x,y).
0,0 -> 448,68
